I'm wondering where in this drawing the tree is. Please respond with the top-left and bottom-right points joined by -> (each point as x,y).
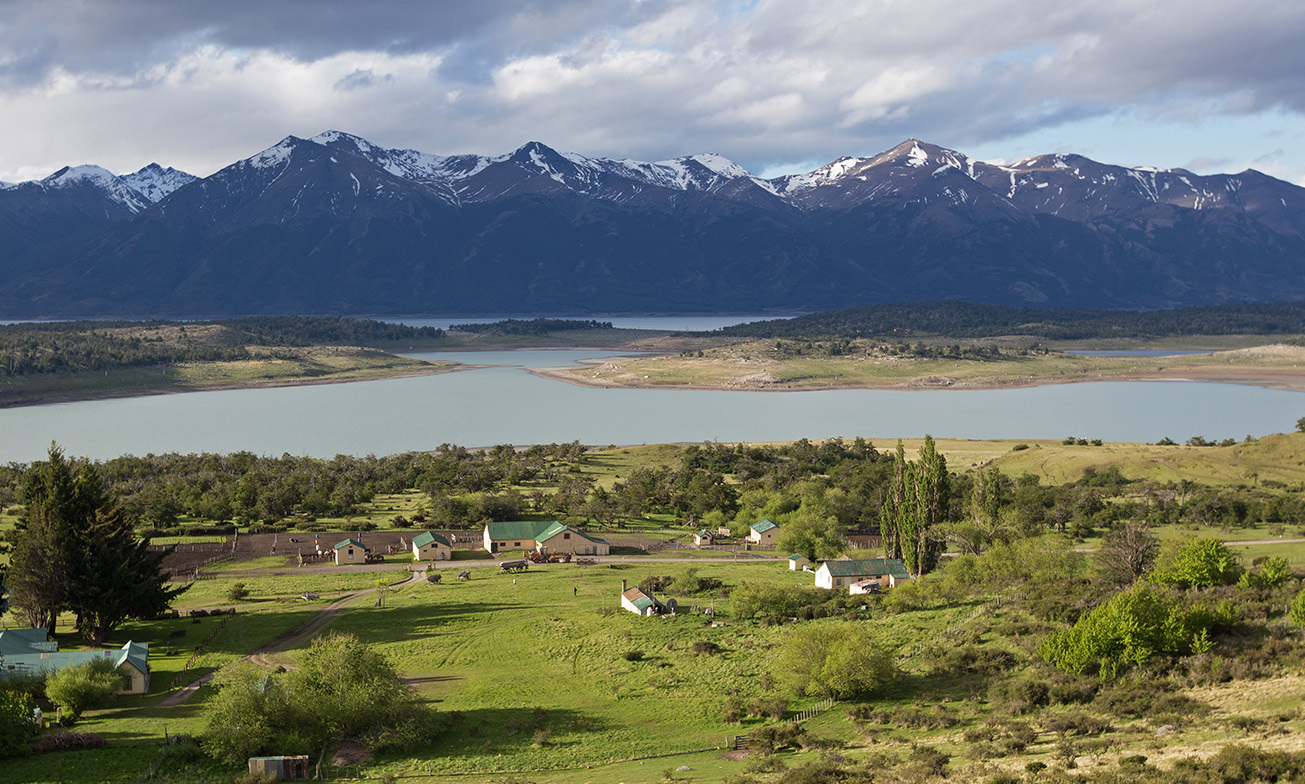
1095,520 -> 1160,584
202,633 -> 431,765
67,506 -> 187,644
881,437 -> 948,576
776,622 -> 897,699
201,661 -> 295,763
943,466 -> 1006,555
775,508 -> 846,561
1151,537 -> 1243,589
44,658 -> 126,721
7,444 -> 105,632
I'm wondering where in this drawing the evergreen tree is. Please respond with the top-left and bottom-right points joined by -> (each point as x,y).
8,444 -> 104,632
68,506 -> 187,644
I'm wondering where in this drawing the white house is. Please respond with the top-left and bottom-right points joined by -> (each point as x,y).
814,558 -> 911,591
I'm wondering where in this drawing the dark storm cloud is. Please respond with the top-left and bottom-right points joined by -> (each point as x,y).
0,0 -> 665,84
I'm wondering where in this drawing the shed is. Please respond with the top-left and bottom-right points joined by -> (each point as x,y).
692,529 -> 714,546
620,586 -> 664,616
747,519 -> 779,546
248,756 -> 310,780
411,531 -> 452,561
788,554 -> 810,571
333,538 -> 369,565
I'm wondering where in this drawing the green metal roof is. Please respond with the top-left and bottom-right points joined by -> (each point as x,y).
622,587 -> 658,611
484,521 -> 556,541
0,640 -> 148,680
535,522 -> 606,545
789,554 -> 807,561
412,531 -> 450,548
820,558 -> 910,579
751,519 -> 778,533
334,538 -> 367,551
0,628 -> 55,656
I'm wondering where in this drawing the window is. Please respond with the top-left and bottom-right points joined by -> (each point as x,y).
564,533 -> 571,539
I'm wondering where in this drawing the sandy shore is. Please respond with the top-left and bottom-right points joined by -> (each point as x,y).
529,363 -> 1305,393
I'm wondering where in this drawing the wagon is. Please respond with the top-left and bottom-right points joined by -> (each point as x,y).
498,560 -> 529,573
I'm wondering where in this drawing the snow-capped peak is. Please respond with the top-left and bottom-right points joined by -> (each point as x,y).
43,164 -> 120,188
121,163 -> 197,203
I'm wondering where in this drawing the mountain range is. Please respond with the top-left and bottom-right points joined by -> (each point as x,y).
1,131 -> 1303,318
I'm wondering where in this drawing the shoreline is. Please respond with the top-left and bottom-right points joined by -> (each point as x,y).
528,363 -> 1305,393
0,362 -> 482,410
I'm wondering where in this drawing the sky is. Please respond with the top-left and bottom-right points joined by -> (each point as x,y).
1,0 -> 1303,185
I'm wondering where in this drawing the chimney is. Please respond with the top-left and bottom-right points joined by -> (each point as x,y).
621,579 -> 627,592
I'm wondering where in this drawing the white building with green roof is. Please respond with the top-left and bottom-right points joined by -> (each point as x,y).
0,632 -> 150,694
747,518 -> 779,546
333,537 -> 369,565
482,521 -> 609,556
814,558 -> 911,592
411,531 -> 452,561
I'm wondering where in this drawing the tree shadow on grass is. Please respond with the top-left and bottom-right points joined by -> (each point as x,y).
419,706 -> 613,761
325,600 -> 531,645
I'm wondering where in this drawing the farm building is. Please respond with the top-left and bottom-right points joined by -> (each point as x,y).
788,554 -> 811,571
620,585 -> 664,616
0,632 -> 150,694
411,531 -> 452,561
333,538 -> 369,565
747,519 -> 779,546
482,521 -> 610,556
692,529 -> 714,546
814,558 -> 911,591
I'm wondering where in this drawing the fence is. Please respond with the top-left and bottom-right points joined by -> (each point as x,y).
168,611 -> 234,692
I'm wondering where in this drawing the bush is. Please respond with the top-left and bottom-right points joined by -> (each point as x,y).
623,650 -> 644,662
44,659 -> 126,721
0,689 -> 37,758
227,583 -> 250,602
777,623 -> 897,699
1039,584 -> 1235,677
690,640 -> 720,655
1151,537 -> 1243,588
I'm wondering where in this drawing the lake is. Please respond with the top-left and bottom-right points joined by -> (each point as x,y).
0,347 -> 1301,463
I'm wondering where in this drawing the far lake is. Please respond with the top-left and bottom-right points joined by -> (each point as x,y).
0,347 -> 1301,463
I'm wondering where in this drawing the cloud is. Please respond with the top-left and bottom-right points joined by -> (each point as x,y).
0,0 -> 1302,181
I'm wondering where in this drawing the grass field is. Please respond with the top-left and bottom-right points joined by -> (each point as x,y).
13,543 -> 1305,784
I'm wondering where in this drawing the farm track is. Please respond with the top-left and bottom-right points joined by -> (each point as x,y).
158,572 -> 424,707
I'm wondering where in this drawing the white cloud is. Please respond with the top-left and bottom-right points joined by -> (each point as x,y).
0,0 -> 1303,182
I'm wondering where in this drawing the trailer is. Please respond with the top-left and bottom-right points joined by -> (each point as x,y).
498,560 -> 529,574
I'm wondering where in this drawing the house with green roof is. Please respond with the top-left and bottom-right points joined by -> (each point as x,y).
482,521 -> 609,556
814,558 -> 911,592
692,529 -> 714,546
0,632 -> 150,694
788,553 -> 811,571
411,531 -> 452,561
747,518 -> 780,546
333,538 -> 369,565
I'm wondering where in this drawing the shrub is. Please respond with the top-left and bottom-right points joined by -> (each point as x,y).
1291,587 -> 1305,628
44,659 -> 126,721
1039,584 -> 1235,677
227,583 -> 250,602
1151,537 -> 1243,588
1238,555 -> 1292,589
776,622 -> 897,699
0,689 -> 37,758
690,640 -> 721,655
623,650 -> 644,662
